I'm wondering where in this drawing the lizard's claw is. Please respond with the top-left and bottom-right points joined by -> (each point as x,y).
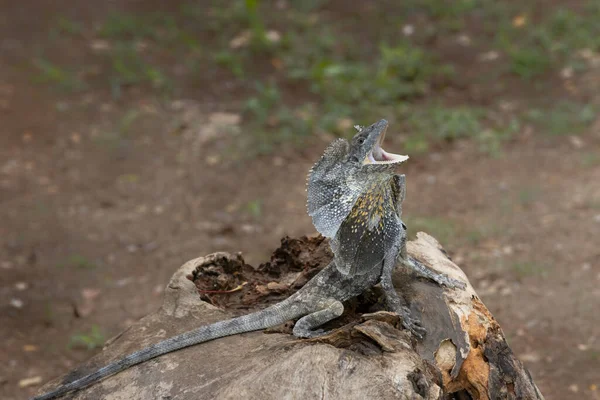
398,306 -> 426,339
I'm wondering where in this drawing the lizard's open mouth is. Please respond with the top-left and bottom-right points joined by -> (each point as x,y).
363,123 -> 409,165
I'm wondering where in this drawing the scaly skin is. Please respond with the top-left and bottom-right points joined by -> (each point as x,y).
33,119 -> 463,400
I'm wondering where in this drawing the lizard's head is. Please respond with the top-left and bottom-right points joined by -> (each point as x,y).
306,119 -> 408,238
349,119 -> 409,171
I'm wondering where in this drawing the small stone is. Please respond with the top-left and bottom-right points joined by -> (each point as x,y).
206,155 -> 220,165
577,344 -> 589,351
240,224 -> 259,234
209,112 -> 241,126
402,25 -> 414,36
500,286 -> 512,296
230,30 -> 252,49
569,135 -> 584,149
23,344 -> 38,352
14,282 -> 28,291
478,51 -> 499,62
90,39 -> 110,51
265,30 -> 281,43
560,67 -> 574,79
19,376 -> 42,388
582,263 -> 591,271
10,298 -> 24,308
457,34 -> 471,46
70,132 -> 81,144
569,384 -> 579,393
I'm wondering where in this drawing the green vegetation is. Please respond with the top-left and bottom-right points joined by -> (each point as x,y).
581,152 -> 600,167
58,254 -> 96,270
511,261 -> 548,278
32,58 -> 85,91
524,102 -> 596,136
245,199 -> 263,218
35,0 -> 600,154
68,326 -> 106,350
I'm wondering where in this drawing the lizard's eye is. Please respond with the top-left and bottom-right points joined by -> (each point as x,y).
357,137 -> 365,144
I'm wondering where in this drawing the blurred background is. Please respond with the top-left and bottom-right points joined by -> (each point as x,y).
1,0 -> 599,399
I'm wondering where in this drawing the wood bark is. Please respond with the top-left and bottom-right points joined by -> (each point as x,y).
38,233 -> 544,400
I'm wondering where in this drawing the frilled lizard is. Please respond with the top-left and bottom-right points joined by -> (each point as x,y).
34,119 -> 463,400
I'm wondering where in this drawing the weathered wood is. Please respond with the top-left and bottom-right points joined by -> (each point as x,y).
37,233 -> 544,400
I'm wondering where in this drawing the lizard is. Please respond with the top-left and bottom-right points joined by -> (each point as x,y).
33,119 -> 463,400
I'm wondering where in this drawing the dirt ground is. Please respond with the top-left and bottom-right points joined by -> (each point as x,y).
1,1 -> 600,399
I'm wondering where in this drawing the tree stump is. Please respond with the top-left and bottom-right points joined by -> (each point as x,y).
37,233 -> 544,399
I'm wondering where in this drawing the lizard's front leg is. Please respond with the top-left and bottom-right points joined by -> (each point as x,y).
380,255 -> 426,339
292,299 -> 344,339
397,237 -> 465,290
402,255 -> 466,290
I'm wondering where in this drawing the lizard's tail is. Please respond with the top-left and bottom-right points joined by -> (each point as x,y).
32,299 -> 303,400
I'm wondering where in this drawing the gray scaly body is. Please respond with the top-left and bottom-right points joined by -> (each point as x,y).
34,119 -> 463,400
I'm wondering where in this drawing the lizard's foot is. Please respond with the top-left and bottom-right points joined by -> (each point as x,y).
397,306 -> 426,339
406,258 -> 466,290
292,299 -> 344,339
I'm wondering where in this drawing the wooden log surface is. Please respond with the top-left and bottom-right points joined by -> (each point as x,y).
37,233 -> 544,400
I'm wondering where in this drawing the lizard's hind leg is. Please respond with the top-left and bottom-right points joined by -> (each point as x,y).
292,299 -> 344,339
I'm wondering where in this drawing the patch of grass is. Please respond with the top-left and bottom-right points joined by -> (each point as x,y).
409,0 -> 481,18
241,82 -> 315,154
511,261 -> 548,278
403,134 -> 430,154
93,110 -> 140,154
118,109 -> 141,135
496,3 -> 600,79
214,50 -> 245,78
54,16 -> 83,35
403,216 -> 457,245
245,199 -> 263,218
518,187 -> 540,206
400,105 -> 519,156
476,118 -> 520,158
406,105 -> 483,141
68,326 -> 105,350
99,12 -> 179,43
464,222 -> 501,245
506,46 -> 551,80
525,102 -> 596,136
581,152 -> 600,167
108,43 -> 171,97
58,254 -> 96,270
32,58 -> 85,91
